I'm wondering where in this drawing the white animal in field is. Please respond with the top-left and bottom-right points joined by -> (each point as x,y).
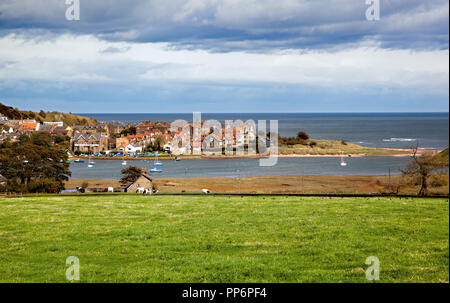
136,187 -> 145,194
202,189 -> 211,194
108,187 -> 114,193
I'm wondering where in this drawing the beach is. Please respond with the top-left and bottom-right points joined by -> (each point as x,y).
69,147 -> 439,162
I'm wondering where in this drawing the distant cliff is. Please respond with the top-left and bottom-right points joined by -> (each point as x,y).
0,102 -> 97,126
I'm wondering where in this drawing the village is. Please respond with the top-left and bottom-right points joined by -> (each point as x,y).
0,112 -> 263,195
0,113 -> 259,158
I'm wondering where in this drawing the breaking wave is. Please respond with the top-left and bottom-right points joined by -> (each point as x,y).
382,138 -> 417,142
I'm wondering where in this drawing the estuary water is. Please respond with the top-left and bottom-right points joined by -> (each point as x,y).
70,157 -> 410,180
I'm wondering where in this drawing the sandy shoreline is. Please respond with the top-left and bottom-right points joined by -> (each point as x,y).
69,148 -> 439,161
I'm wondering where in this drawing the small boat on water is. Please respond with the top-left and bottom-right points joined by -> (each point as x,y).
74,159 -> 84,163
122,160 -> 127,166
150,168 -> 162,173
340,152 -> 347,167
153,154 -> 164,166
88,154 -> 95,167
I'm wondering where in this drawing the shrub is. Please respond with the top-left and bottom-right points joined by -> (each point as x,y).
297,131 -> 310,140
341,140 -> 348,145
298,139 -> 309,146
81,182 -> 89,189
6,182 -> 28,193
27,178 -> 64,193
309,141 -> 317,147
429,175 -> 449,187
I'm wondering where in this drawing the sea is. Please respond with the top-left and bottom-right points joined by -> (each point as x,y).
71,113 -> 448,179
79,113 -> 449,150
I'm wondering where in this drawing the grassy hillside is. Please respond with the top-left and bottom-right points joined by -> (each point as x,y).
0,195 -> 448,282
433,148 -> 449,163
0,102 -> 97,126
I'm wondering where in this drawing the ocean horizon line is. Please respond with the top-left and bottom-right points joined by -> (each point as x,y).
75,111 -> 449,115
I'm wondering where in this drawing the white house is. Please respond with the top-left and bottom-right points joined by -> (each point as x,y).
163,143 -> 172,153
0,115 -> 8,122
1,124 -> 14,134
125,143 -> 143,154
43,121 -> 64,127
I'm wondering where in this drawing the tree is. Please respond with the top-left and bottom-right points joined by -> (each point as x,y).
0,132 -> 71,193
120,126 -> 137,136
53,134 -> 71,147
31,131 -> 52,147
120,166 -> 144,186
145,135 -> 166,152
400,144 -> 448,196
297,131 -> 309,140
153,135 -> 166,152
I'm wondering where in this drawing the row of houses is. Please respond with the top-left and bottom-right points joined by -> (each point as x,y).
71,126 -> 175,154
70,121 -> 258,155
1,116 -> 261,155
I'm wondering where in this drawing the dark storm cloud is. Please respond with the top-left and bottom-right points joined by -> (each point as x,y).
0,0 -> 448,51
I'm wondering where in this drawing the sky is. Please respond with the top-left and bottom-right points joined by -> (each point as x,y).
0,0 -> 448,113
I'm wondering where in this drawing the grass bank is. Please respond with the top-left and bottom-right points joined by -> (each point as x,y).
0,195 -> 448,282
278,140 -> 434,156
66,175 -> 450,196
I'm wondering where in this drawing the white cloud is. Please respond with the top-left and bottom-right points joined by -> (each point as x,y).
0,34 -> 447,93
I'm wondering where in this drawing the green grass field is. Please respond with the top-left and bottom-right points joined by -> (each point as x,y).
0,195 -> 448,283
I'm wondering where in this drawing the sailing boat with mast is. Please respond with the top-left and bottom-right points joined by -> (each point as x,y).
154,154 -> 163,167
88,153 -> 95,168
340,151 -> 347,167
150,153 -> 163,172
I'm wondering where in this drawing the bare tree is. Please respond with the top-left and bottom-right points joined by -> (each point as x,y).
400,144 -> 448,196
120,166 -> 144,186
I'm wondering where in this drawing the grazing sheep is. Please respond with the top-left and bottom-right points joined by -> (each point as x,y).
143,189 -> 153,195
76,187 -> 85,193
202,189 -> 211,194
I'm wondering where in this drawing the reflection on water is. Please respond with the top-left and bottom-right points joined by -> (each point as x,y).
70,157 -> 410,180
